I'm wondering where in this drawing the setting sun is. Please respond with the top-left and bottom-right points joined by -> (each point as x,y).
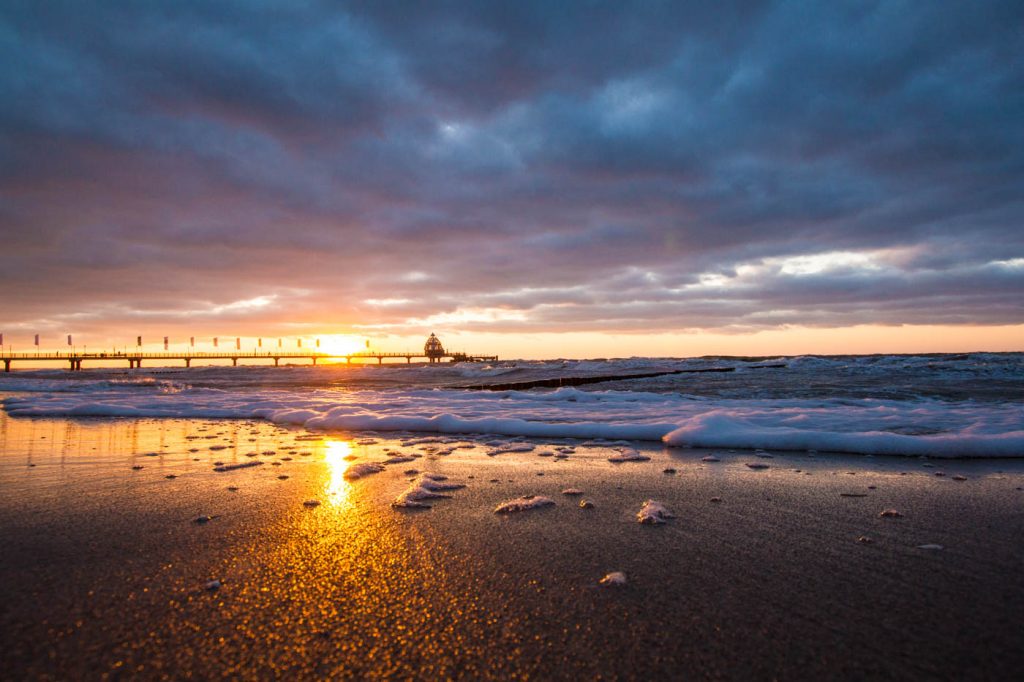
317,335 -> 368,357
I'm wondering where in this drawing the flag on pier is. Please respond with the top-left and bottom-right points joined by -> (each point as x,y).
0,334 -> 4,346
298,339 -> 302,348
67,335 -> 72,346
137,336 -> 142,347
278,339 -> 282,348
214,337 -> 218,348
164,337 -> 169,350
236,338 -> 240,350
35,334 -> 39,346
316,339 -> 320,348
190,337 -> 194,347
258,338 -> 262,348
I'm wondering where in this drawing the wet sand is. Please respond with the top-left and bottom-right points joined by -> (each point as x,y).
2,412 -> 1023,680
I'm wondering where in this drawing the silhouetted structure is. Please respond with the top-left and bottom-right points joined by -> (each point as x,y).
424,333 -> 445,363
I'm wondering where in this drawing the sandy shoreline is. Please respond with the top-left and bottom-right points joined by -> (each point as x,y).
2,412 -> 1023,679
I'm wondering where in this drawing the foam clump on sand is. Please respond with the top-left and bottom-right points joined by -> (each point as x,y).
393,474 -> 465,509
637,500 -> 675,525
608,448 -> 651,462
382,454 -> 417,464
562,488 -> 584,496
879,508 -> 904,518
494,495 -> 555,513
344,462 -> 386,481
487,443 -> 536,456
214,461 -> 263,472
599,571 -> 627,586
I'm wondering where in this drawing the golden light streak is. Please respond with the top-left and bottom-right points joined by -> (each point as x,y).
323,439 -> 354,508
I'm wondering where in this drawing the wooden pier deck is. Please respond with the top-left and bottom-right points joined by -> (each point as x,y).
0,350 -> 498,372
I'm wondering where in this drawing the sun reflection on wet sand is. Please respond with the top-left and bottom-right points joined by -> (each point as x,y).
323,439 -> 354,509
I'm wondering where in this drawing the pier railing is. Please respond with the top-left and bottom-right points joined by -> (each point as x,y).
0,350 -> 498,372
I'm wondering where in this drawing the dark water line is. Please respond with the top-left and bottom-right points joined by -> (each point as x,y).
459,364 -> 786,391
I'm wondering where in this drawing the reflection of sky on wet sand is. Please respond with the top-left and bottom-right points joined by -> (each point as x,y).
322,439 -> 354,510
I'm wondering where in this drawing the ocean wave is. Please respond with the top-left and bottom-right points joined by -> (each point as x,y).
3,382 -> 1022,458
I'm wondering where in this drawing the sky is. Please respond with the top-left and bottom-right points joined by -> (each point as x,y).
1,1 -> 1023,358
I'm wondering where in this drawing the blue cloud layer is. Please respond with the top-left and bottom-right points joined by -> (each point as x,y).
1,1 -> 1022,334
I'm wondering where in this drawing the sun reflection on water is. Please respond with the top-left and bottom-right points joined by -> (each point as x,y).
323,439 -> 354,508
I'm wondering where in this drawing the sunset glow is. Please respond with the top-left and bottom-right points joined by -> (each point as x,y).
2,4 -> 1023,681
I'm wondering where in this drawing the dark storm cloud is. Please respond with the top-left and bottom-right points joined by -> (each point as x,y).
1,0 -> 1022,339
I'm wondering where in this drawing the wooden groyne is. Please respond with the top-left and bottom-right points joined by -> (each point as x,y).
459,363 -> 786,391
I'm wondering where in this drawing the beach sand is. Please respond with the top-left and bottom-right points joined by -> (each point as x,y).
2,412 -> 1023,680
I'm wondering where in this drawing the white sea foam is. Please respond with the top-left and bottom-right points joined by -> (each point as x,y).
637,500 -> 675,525
599,571 -> 627,586
494,495 -> 555,513
607,448 -> 651,462
344,462 -> 386,481
393,473 -> 465,508
2,356 -> 1023,458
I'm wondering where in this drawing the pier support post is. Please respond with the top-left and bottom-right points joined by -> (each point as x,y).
232,358 -> 237,367
184,358 -> 191,368
346,357 -> 350,364
312,357 -> 317,366
378,356 -> 383,365
3,359 -> 10,373
406,357 -> 411,363
274,357 -> 279,367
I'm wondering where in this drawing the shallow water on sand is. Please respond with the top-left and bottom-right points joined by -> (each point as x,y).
2,352 -> 1023,457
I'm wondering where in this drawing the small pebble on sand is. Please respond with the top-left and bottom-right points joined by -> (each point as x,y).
701,455 -> 720,462
277,475 -> 289,480
917,544 -> 944,550
579,500 -> 595,509
562,488 -> 584,496
879,509 -> 904,518
663,468 -> 676,474
710,497 -> 722,503
302,500 -> 321,508
165,474 -> 177,479
857,536 -> 873,544
131,465 -> 144,470
204,580 -> 221,591
746,462 -> 770,470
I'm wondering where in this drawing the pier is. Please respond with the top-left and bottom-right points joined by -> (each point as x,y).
0,350 -> 498,372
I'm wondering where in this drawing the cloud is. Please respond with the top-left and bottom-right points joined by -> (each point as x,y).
0,1 -> 1022,341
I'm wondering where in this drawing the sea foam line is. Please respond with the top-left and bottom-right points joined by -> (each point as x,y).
2,385 -> 1023,458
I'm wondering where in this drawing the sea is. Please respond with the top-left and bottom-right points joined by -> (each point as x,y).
1,353 -> 1022,458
